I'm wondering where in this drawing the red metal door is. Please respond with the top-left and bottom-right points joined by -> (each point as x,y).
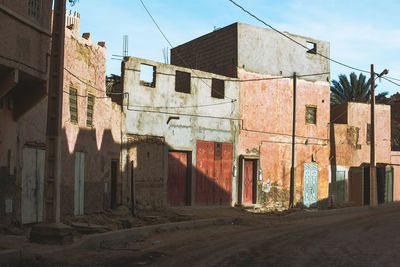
243,160 -> 254,204
196,140 -> 232,205
167,152 -> 188,206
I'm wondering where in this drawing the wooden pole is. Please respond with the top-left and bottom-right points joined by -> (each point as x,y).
370,64 -> 377,207
289,73 -> 297,208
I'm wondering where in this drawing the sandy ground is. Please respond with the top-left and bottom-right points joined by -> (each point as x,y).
12,203 -> 400,267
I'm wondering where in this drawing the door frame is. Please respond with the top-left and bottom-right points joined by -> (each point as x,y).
238,155 -> 259,205
167,150 -> 192,206
110,159 -> 119,209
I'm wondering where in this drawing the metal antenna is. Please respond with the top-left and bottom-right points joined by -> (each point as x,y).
123,35 -> 128,57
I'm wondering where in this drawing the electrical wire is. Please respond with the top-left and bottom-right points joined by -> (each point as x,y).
227,0 -> 371,75
137,0 -> 235,101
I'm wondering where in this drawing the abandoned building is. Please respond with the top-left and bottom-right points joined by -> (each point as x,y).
330,102 -> 393,205
171,23 -> 331,207
120,57 -> 240,209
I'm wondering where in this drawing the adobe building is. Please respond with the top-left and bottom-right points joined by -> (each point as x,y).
171,23 -> 331,207
60,12 -> 122,218
330,102 -> 393,205
121,57 -> 240,209
0,0 -> 53,225
0,7 -> 122,226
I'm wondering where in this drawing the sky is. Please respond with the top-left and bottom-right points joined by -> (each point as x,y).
69,0 -> 400,95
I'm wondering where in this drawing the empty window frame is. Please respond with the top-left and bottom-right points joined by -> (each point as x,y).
305,106 -> 317,124
306,41 -> 317,54
86,94 -> 95,127
140,63 -> 156,87
69,88 -> 78,123
211,78 -> 224,99
175,70 -> 191,94
28,0 -> 41,21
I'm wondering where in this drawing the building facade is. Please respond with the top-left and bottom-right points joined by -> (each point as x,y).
330,102 -> 392,205
0,0 -> 53,225
121,57 -> 240,209
171,23 -> 331,207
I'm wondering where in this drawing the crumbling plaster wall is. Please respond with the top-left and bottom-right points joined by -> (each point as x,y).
333,102 -> 391,167
60,26 -> 122,216
237,69 -> 331,206
122,57 -> 240,208
237,23 -> 330,83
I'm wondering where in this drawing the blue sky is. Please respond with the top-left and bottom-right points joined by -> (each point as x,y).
70,0 -> 400,95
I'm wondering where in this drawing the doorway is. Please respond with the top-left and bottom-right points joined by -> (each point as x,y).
110,160 -> 118,209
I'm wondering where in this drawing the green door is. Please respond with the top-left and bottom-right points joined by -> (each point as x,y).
74,152 -> 85,215
385,167 -> 393,203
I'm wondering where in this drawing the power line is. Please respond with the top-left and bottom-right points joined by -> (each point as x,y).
227,0 -> 371,75
126,67 -> 329,82
137,0 -> 234,101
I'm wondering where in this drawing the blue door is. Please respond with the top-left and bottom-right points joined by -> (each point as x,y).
303,163 -> 318,207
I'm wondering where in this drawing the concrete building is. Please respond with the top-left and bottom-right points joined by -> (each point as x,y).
171,23 -> 331,207
0,0 -> 53,225
330,102 -> 393,205
0,7 -> 122,226
121,57 -> 240,209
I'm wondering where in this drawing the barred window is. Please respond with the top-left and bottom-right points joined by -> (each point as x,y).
69,88 -> 78,123
28,0 -> 41,21
86,94 -> 94,127
305,106 -> 317,124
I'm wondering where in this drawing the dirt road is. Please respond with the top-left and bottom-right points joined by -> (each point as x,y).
20,204 -> 400,266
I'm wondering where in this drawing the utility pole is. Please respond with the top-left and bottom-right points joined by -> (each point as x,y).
370,65 -> 389,207
44,0 -> 66,222
289,73 -> 297,208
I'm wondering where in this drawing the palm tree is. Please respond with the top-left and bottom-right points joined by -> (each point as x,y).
330,72 -> 372,104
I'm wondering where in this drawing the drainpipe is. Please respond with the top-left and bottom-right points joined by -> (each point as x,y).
289,73 -> 297,208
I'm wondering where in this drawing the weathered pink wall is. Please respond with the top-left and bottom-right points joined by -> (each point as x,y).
332,102 -> 391,167
60,25 -> 122,216
237,69 -> 330,205
391,152 -> 400,201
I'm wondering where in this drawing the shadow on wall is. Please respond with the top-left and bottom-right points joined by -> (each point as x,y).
126,137 -> 233,211
61,127 -> 121,217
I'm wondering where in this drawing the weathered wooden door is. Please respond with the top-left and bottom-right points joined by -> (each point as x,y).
303,163 -> 318,207
21,148 -> 45,224
349,167 -> 363,206
196,140 -> 232,205
74,152 -> 85,215
110,160 -> 118,209
243,160 -> 255,204
386,167 -> 393,203
167,151 -> 188,206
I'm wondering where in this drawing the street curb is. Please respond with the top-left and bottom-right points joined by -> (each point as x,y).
0,217 -> 237,265
72,217 -> 237,249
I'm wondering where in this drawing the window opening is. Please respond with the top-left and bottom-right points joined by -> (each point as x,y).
211,78 -> 224,99
86,94 -> 94,127
306,41 -> 317,54
367,123 -> 371,143
175,70 -> 191,94
70,88 -> 78,123
140,63 -> 156,87
28,0 -> 41,21
305,106 -> 317,124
